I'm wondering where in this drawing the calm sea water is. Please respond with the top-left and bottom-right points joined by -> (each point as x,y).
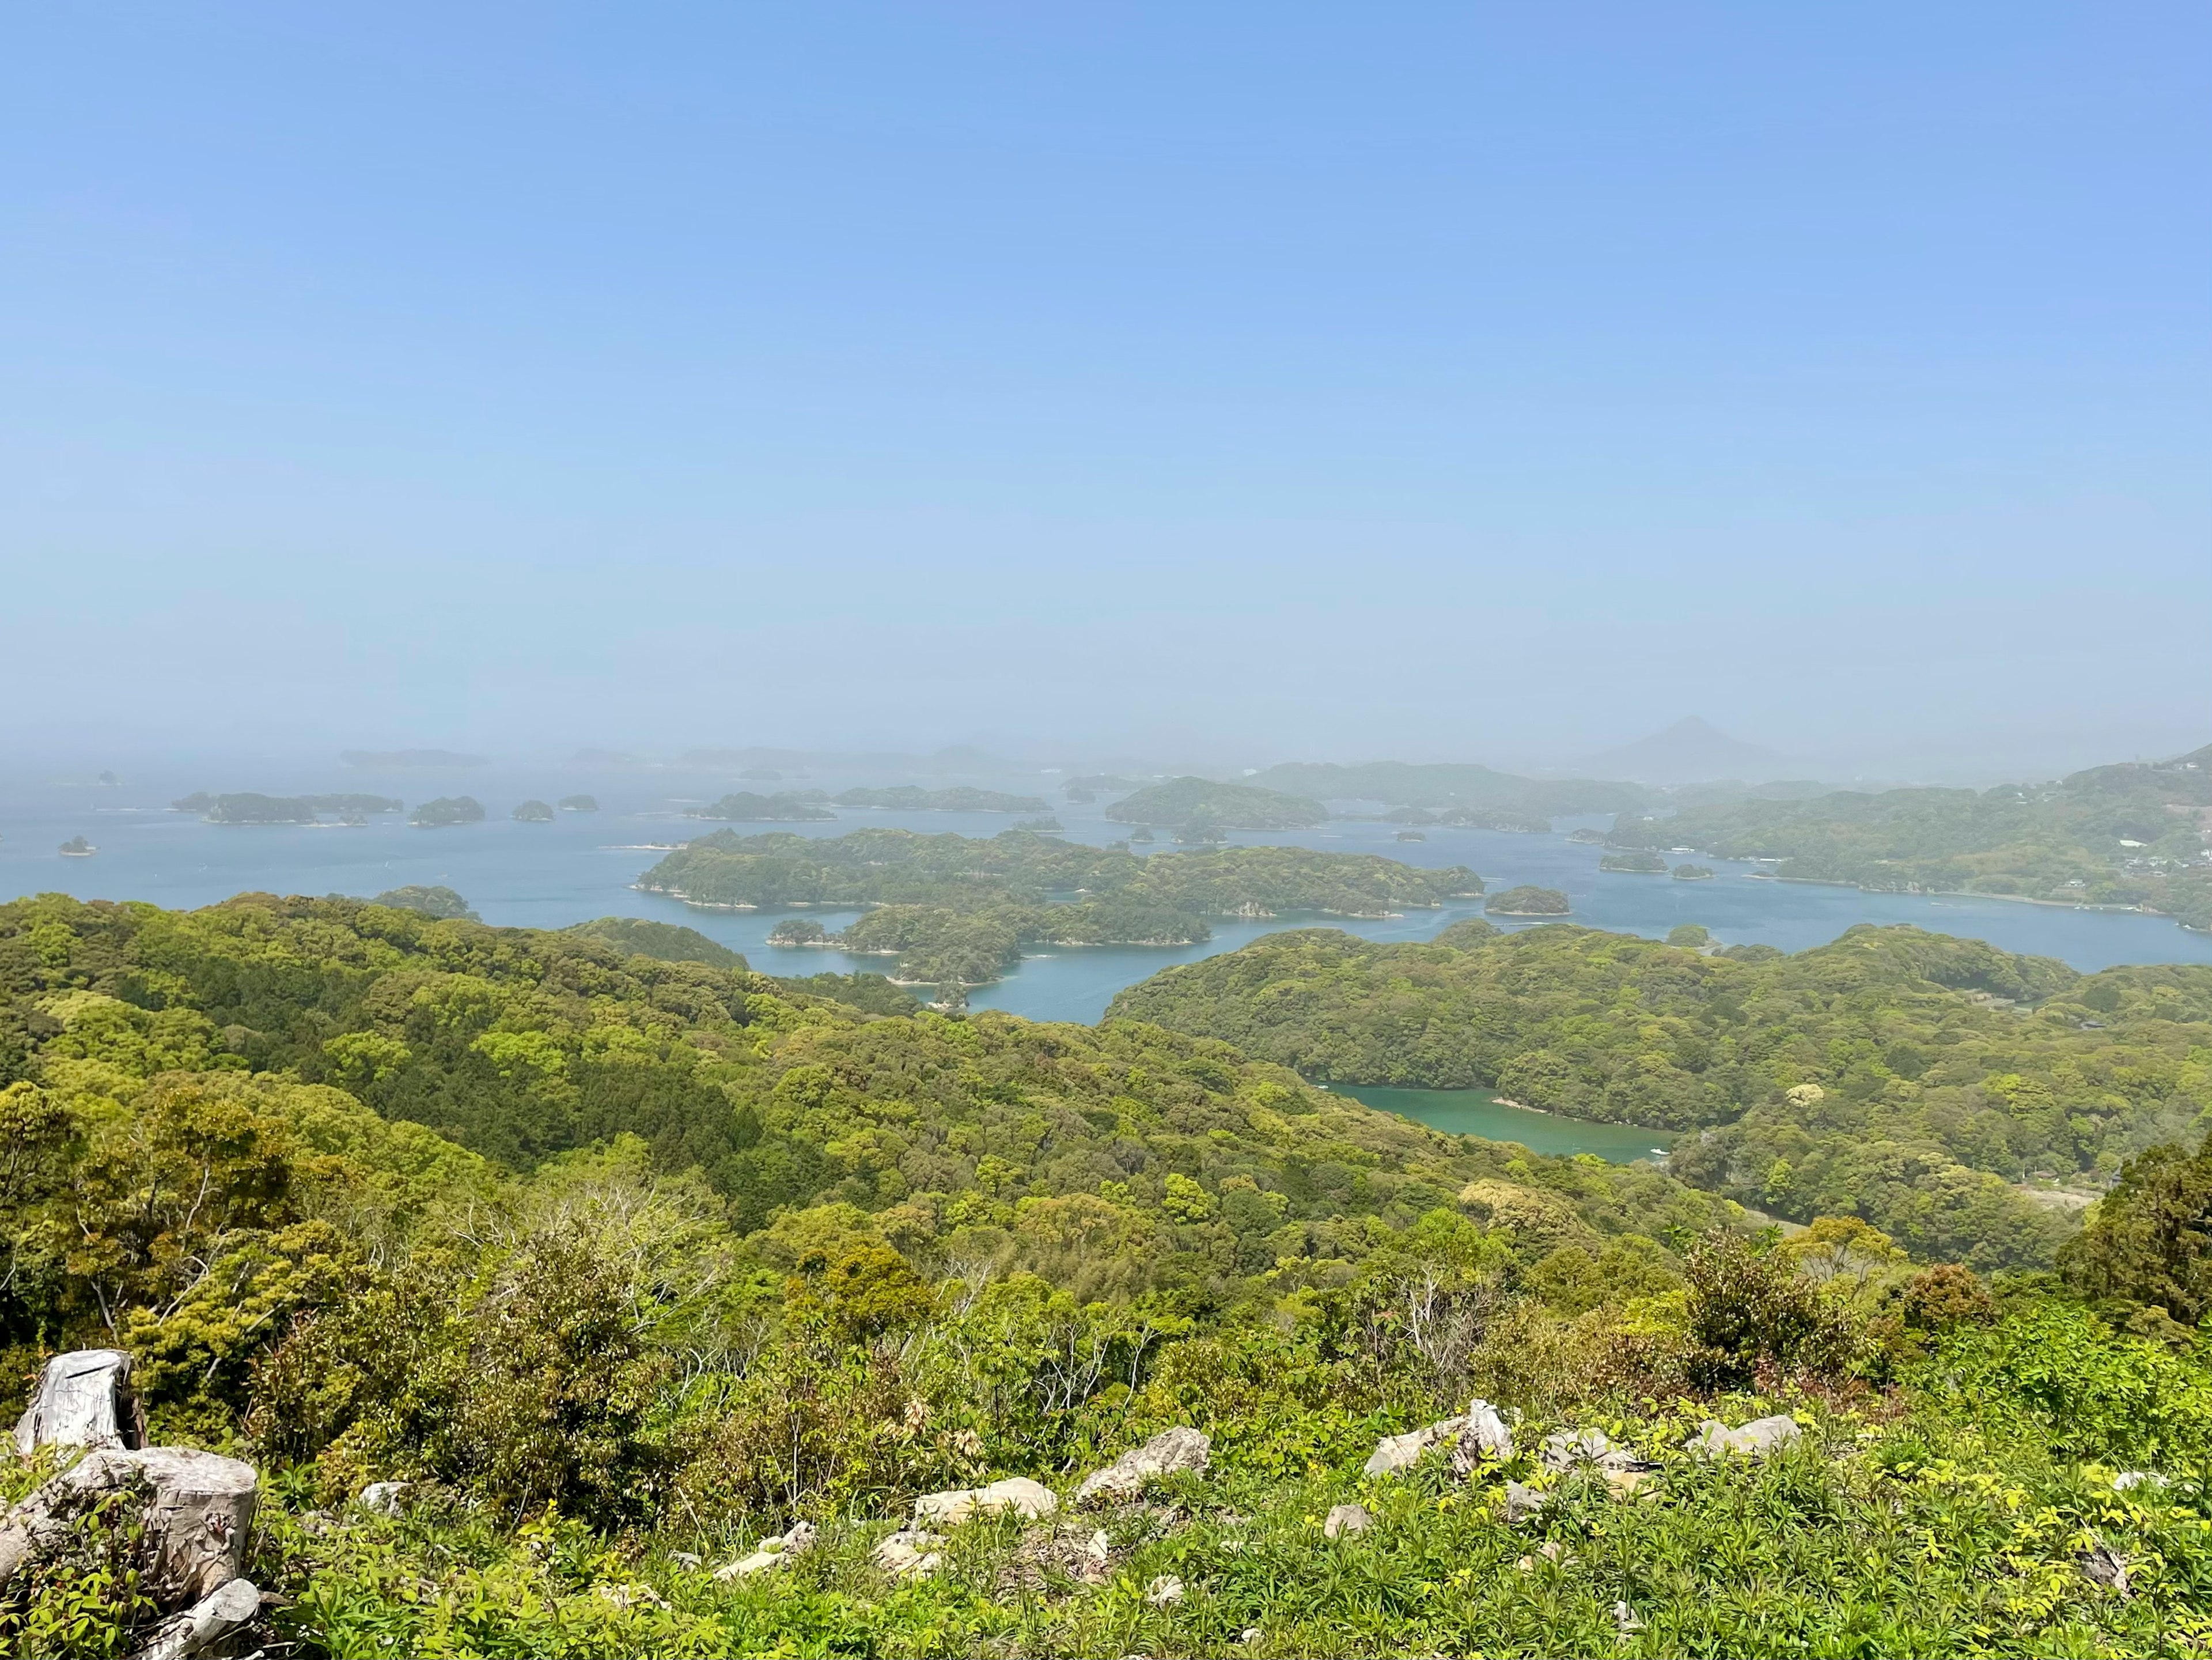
8,762 -> 2211,1026
1335,1084 -> 1676,1163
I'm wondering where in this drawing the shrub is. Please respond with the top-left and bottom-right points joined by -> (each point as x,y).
1681,1231 -> 1861,1389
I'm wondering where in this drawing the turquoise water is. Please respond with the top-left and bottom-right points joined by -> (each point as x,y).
1335,1084 -> 1676,1163
7,761 -> 2211,1024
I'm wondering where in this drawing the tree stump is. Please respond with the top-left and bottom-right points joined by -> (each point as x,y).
13,1348 -> 143,1454
0,1447 -> 258,1606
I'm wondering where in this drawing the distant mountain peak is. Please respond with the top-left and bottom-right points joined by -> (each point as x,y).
1580,717 -> 1790,786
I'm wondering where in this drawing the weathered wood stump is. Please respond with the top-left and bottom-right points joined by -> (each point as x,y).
13,1347 -> 143,1454
0,1447 -> 258,1605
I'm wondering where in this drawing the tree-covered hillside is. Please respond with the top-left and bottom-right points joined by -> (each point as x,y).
1104,777 -> 1328,831
1110,922 -> 2212,1269
1608,741 -> 2212,931
10,894 -> 2212,1656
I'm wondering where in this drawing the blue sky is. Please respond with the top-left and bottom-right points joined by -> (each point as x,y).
3,3 -> 2207,774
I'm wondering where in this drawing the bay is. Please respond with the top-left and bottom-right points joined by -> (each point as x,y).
7,763 -> 2211,1027
1332,1083 -> 1676,1163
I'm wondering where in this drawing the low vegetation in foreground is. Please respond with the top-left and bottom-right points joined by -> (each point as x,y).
6,893 -> 2212,1655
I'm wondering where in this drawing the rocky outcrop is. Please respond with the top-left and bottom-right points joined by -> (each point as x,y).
1685,1416 -> 1803,1459
913,1475 -> 1058,1527
1539,1427 -> 1649,1476
873,1528 -> 946,1579
1503,1480 -> 1547,1524
714,1520 -> 817,1581
1075,1427 -> 1210,1506
13,1348 -> 143,1455
1364,1398 -> 1514,1479
1145,1573 -> 1185,1606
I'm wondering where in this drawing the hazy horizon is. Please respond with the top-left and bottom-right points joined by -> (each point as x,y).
5,4 -> 2207,781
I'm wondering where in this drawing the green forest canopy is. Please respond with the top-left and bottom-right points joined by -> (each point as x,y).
1109,921 -> 2212,1269
9,891 -> 2212,1655
1105,776 -> 1328,830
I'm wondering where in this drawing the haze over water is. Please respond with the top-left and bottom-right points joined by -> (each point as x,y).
14,761 -> 2209,1028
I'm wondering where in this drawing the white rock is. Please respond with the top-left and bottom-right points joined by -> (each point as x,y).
669,1551 -> 702,1570
13,1348 -> 141,1455
594,1582 -> 666,1611
357,1481 -> 409,1518
1145,1573 -> 1184,1606
1463,1398 -> 1514,1462
2113,1471 -> 2168,1492
1075,1427 -> 1212,1506
1323,1502 -> 1372,1538
2082,1544 -> 2131,1597
772,1519 -> 819,1556
713,1519 -> 819,1580
713,1550 -> 785,1582
1362,1423 -> 1445,1478
1614,1600 -> 1646,1634
128,1575 -> 260,1660
873,1528 -> 945,1580
1240,1628 -> 1263,1646
1685,1415 -> 1803,1459
914,1475 -> 1058,1527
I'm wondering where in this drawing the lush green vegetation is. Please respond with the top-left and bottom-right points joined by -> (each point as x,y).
373,885 -> 478,920
1249,761 -> 1644,817
1600,852 -> 1669,874
9,894 -> 2212,1655
410,796 -> 486,828
639,830 -> 1479,986
1487,886 -> 1570,916
56,837 -> 96,857
174,792 -> 404,823
1608,740 -> 2212,932
563,916 -> 747,969
1673,864 -> 1715,881
1110,921 -> 2212,1269
835,786 -> 1051,812
512,799 -> 556,822
688,791 -> 837,822
1107,777 -> 1328,831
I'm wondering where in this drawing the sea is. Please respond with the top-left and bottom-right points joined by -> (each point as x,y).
14,759 -> 2211,1160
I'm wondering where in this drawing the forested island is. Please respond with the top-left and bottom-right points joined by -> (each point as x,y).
1599,851 -> 1669,874
638,828 -> 1479,986
512,799 -> 556,822
372,884 -> 478,918
6,890 -> 2210,1654
1249,760 -> 1645,818
1108,919 -> 2212,1272
833,786 -> 1050,812
1105,776 -> 1327,831
410,796 -> 486,827
558,794 -> 599,811
1605,739 -> 2212,931
1673,863 -> 1715,880
173,792 -> 403,823
1484,884 -> 1570,915
687,791 -> 838,822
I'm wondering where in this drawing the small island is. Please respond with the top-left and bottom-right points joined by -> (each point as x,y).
411,796 -> 486,828
1013,816 -> 1064,833
564,916 -> 747,969
1105,776 -> 1327,831
512,800 -> 556,822
1485,884 -> 1570,916
687,791 -> 836,822
372,884 -> 476,918
558,795 -> 599,812
1395,829 -> 1426,842
1599,850 -> 1669,874
1672,863 -> 1715,881
1130,826 -> 1156,844
1063,785 -> 1097,804
58,835 -> 97,857
1565,827 -> 1607,845
173,792 -> 404,824
767,918 -> 831,946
